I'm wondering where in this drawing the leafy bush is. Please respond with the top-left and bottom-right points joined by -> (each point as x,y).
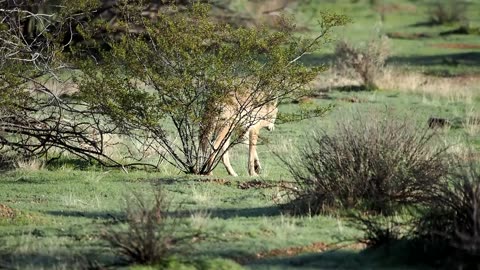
281,111 -> 449,215
413,159 -> 480,267
76,3 -> 347,175
102,188 -> 198,266
427,1 -> 468,26
334,35 -> 390,90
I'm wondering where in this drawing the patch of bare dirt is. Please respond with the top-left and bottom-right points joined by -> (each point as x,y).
237,180 -> 296,190
374,3 -> 416,14
291,96 -> 314,104
256,242 -> 329,259
338,96 -> 365,103
196,178 -> 296,190
233,241 -> 367,264
386,32 -> 433,40
431,43 -> 480,50
196,178 -> 232,186
0,204 -> 16,219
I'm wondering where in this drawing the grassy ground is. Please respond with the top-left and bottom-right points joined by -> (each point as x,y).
1,88 -> 479,269
290,0 -> 480,75
2,0 -> 480,269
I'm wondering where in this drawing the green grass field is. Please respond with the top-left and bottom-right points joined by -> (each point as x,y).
1,88 -> 478,269
2,0 -> 480,269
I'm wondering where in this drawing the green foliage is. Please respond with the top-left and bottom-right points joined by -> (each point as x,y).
76,3 -> 345,174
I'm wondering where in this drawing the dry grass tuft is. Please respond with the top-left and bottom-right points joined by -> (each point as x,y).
376,69 -> 480,102
0,204 -> 16,219
15,159 -> 44,171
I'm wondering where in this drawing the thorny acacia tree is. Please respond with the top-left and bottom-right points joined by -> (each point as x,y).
77,2 -> 346,174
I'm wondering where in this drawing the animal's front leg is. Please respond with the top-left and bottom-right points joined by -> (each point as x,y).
248,129 -> 259,176
222,137 -> 238,177
222,149 -> 238,177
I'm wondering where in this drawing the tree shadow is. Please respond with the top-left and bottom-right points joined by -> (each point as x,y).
327,85 -> 369,92
43,210 -> 123,221
389,52 -> 480,68
246,245 -> 435,270
43,205 -> 282,221
408,21 -> 439,28
0,250 -> 119,270
299,52 -> 480,71
173,205 -> 282,219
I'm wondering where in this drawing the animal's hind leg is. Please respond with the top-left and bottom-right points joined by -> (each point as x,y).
253,150 -> 261,174
248,129 -> 259,176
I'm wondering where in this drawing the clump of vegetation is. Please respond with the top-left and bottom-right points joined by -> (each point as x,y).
102,188 -> 197,266
281,111 -> 449,215
334,35 -> 390,90
76,3 -> 347,175
413,159 -> 480,267
350,214 -> 407,249
427,0 -> 468,26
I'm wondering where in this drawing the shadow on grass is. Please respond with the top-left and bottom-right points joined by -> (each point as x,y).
389,52 -> 480,68
300,52 -> 480,70
318,85 -> 369,92
247,250 -> 363,269
0,250 -> 117,270
246,244 -> 435,270
43,210 -> 123,220
408,21 -> 439,28
173,205 -> 282,219
43,205 -> 282,221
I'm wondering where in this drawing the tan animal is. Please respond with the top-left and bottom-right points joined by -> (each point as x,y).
201,92 -> 278,177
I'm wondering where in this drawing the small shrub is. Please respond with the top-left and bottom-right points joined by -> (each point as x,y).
334,35 -> 390,90
413,159 -> 480,267
102,187 -> 197,266
350,214 -> 407,249
281,111 -> 449,215
427,1 -> 468,26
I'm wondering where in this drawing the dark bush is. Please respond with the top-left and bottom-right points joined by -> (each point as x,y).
281,112 -> 449,215
413,158 -> 480,267
427,1 -> 468,26
350,214 -> 407,249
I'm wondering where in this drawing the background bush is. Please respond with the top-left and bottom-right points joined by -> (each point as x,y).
334,35 -> 390,90
427,0 -> 468,26
281,111 -> 449,215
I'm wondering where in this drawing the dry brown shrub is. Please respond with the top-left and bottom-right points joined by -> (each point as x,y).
280,111 -> 449,215
427,1 -> 468,25
102,188 -> 198,266
334,36 -> 390,90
